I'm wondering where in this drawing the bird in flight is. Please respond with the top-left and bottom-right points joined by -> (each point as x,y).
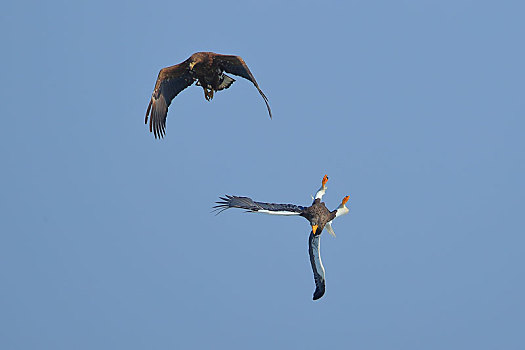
145,52 -> 272,138
214,175 -> 350,300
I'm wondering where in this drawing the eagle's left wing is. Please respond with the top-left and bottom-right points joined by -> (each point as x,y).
213,54 -> 272,119
214,195 -> 305,215
309,232 -> 326,300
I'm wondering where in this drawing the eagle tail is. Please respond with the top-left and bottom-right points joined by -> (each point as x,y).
216,74 -> 235,91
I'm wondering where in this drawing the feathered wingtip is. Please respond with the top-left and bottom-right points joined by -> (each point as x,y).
212,195 -> 235,215
145,99 -> 152,124
212,195 -> 264,215
313,285 -> 326,300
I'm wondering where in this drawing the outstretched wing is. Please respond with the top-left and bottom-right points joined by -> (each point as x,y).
309,232 -> 326,300
145,62 -> 195,139
213,54 -> 272,119
214,195 -> 305,215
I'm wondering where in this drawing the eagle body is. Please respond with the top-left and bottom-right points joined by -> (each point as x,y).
145,51 -> 272,138
188,52 -> 236,100
300,199 -> 337,236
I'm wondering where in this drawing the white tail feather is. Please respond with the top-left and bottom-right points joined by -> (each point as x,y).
325,221 -> 336,237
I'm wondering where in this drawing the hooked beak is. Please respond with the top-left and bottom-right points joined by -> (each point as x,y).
311,224 -> 318,235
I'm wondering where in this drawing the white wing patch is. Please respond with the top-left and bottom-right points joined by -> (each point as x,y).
257,210 -> 302,216
311,235 -> 325,279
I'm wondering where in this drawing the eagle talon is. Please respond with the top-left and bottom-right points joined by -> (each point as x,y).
322,174 -> 328,188
203,88 -> 214,101
314,174 -> 328,200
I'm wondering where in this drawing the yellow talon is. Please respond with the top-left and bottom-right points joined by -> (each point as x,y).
322,174 -> 328,187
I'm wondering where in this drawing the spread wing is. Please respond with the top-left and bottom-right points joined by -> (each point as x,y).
145,62 -> 195,139
309,232 -> 326,300
213,54 -> 272,119
213,195 -> 305,215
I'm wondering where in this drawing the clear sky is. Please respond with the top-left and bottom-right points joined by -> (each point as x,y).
1,0 -> 524,349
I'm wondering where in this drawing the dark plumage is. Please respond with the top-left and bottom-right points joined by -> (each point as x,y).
213,195 -> 306,215
300,199 -> 337,235
145,52 -> 272,138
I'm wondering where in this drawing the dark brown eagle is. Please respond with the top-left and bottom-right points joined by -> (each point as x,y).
145,52 -> 272,138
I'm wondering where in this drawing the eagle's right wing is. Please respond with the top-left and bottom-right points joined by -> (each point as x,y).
213,195 -> 305,216
145,62 -> 195,139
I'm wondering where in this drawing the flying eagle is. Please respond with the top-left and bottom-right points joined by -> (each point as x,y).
145,52 -> 272,138
213,175 -> 350,300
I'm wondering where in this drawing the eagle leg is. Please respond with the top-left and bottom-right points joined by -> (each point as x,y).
203,87 -> 214,101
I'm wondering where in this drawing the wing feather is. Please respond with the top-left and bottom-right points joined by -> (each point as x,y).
309,232 -> 326,300
213,54 -> 272,119
213,195 -> 305,215
145,63 -> 195,139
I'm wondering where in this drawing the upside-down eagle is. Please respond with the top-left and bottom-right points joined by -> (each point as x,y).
213,175 -> 350,300
145,52 -> 272,138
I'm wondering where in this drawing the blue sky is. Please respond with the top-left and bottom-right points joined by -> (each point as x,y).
1,0 -> 524,349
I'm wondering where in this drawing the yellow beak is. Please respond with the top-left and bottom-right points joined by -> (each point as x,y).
312,225 -> 318,235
